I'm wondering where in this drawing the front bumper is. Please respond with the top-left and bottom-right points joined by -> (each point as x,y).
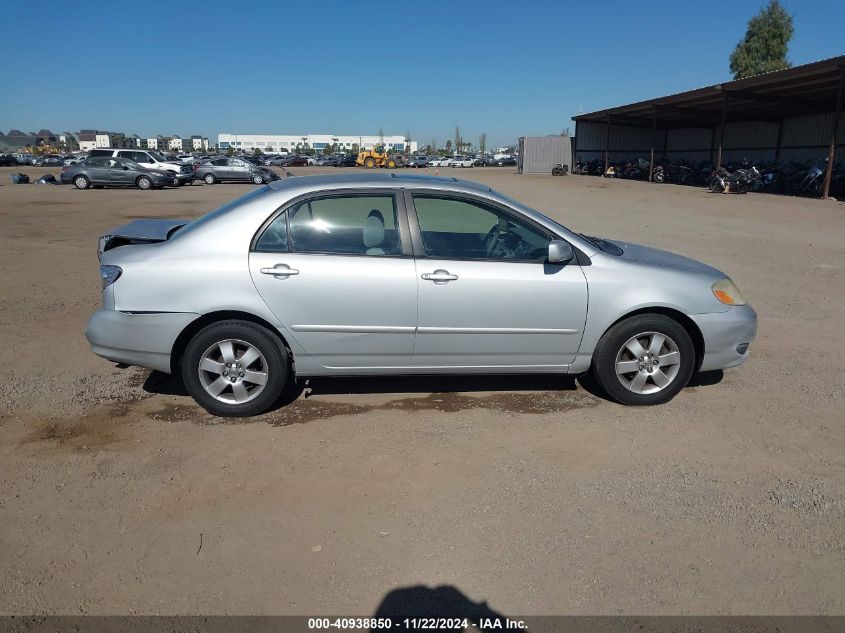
85,309 -> 199,374
690,304 -> 758,372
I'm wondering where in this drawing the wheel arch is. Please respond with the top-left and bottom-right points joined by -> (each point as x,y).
170,310 -> 294,374
602,306 -> 705,373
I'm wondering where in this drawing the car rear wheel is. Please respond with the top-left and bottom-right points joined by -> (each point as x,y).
182,320 -> 291,417
203,173 -> 216,185
137,175 -> 152,190
590,314 -> 695,406
73,175 -> 89,190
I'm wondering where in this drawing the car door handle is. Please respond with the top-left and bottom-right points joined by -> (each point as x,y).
421,270 -> 458,282
260,264 -> 299,276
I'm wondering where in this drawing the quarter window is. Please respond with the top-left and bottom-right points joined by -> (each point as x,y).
288,195 -> 401,256
412,196 -> 550,262
255,211 -> 289,252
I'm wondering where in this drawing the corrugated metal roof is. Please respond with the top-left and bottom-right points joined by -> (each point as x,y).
573,55 -> 845,129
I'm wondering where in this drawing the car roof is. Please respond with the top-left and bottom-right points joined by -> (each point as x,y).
266,172 -> 494,195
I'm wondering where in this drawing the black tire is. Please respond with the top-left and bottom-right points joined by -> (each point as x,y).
73,175 -> 89,190
590,314 -> 695,406
709,177 -> 725,193
203,173 -> 216,185
653,171 -> 665,183
252,172 -> 264,184
136,175 -> 153,190
182,320 -> 291,417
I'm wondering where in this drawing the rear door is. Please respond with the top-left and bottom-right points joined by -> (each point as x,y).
407,192 -> 588,369
249,190 -> 418,369
229,158 -> 252,181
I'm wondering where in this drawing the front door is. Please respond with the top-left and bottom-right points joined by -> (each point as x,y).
107,158 -> 135,185
409,193 -> 588,369
249,191 -> 417,369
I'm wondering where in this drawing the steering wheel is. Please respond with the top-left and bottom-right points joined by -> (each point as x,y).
485,223 -> 517,259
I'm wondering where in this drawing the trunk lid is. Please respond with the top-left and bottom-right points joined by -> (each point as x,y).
98,218 -> 187,258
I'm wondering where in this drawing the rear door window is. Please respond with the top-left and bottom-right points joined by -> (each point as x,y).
286,194 -> 401,256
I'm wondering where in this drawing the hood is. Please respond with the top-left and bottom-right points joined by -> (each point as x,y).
606,239 -> 725,277
98,218 -> 187,258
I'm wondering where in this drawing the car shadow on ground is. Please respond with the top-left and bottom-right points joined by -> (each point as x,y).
371,584 -> 509,631
141,368 -> 723,408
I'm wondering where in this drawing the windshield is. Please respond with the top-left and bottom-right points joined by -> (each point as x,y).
148,151 -> 166,162
121,159 -> 141,170
171,185 -> 272,238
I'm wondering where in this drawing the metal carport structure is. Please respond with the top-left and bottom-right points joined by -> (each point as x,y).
572,55 -> 845,198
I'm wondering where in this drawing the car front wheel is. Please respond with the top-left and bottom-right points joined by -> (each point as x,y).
252,173 -> 264,184
182,320 -> 291,417
590,314 -> 695,406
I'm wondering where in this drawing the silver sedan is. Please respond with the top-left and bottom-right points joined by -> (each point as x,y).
86,173 -> 756,416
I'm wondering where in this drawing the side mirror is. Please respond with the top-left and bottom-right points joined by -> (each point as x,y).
548,240 -> 574,263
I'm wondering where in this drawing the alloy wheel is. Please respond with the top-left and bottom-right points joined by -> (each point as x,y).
198,338 -> 269,404
614,331 -> 681,394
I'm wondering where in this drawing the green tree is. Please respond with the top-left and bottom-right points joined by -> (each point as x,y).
254,147 -> 263,155
729,0 -> 793,79
479,132 -> 487,154
225,146 -> 235,156
445,139 -> 452,154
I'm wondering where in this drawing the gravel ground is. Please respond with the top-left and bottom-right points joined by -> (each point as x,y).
0,166 -> 843,615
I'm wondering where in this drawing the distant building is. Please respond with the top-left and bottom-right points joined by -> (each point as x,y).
218,133 -> 416,154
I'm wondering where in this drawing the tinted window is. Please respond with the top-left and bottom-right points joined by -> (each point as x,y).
89,149 -> 111,157
412,196 -> 550,262
86,157 -> 110,166
288,195 -> 400,256
254,211 -> 289,252
211,158 -> 228,166
117,151 -> 133,160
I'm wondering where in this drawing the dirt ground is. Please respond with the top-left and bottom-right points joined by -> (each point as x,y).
0,166 -> 843,616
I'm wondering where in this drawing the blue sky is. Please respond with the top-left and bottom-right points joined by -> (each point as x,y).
1,0 -> 843,147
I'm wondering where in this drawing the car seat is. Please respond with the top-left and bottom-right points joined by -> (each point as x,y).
363,210 -> 386,255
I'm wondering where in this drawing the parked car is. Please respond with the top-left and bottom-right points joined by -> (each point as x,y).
335,155 -> 358,167
32,155 -> 63,167
0,154 -> 18,166
449,156 -> 474,168
473,156 -> 493,167
265,155 -> 291,166
86,173 -> 756,417
61,157 -> 175,190
194,157 -> 279,184
496,156 -> 517,166
63,155 -> 87,166
306,156 -> 319,166
408,155 -> 430,168
281,155 -> 309,167
88,148 -> 194,185
428,157 -> 451,167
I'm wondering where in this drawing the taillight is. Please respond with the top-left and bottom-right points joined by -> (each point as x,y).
100,265 -> 122,289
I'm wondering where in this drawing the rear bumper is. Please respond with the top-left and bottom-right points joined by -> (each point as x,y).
690,305 -> 758,372
85,309 -> 199,374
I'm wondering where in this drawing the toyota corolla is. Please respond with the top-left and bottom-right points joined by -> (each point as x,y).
86,173 -> 756,416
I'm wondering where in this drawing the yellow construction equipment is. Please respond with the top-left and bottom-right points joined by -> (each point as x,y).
356,145 -> 398,169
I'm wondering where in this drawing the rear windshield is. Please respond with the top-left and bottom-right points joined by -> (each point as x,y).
171,185 -> 272,239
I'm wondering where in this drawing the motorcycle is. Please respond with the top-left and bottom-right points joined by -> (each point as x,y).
709,165 -> 760,194
551,163 -> 568,176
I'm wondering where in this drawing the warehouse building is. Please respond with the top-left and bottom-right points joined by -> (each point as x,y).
572,55 -> 845,198
217,133 -> 416,154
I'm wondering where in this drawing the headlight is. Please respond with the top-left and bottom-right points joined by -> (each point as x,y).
712,278 -> 746,306
100,265 -> 122,289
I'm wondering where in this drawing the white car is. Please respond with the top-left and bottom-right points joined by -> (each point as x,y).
449,156 -> 474,168
63,155 -> 87,166
428,157 -> 450,167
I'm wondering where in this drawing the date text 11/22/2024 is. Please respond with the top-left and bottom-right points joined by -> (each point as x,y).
308,617 -> 528,629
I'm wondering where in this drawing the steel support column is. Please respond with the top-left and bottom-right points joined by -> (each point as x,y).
649,107 -> 657,182
715,96 -> 727,169
603,116 -> 610,176
774,119 -> 784,162
821,70 -> 845,199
